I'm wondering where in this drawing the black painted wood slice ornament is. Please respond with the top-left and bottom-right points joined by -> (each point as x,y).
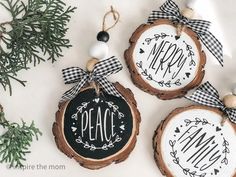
124,0 -> 223,100
53,57 -> 140,169
153,105 -> 236,177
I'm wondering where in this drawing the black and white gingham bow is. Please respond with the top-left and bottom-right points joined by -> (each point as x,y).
148,0 -> 223,66
60,56 -> 123,102
185,82 -> 236,124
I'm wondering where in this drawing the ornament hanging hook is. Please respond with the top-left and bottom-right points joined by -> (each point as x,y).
102,6 -> 120,32
221,114 -> 227,126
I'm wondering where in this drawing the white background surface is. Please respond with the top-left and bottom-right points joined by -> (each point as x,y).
0,0 -> 236,177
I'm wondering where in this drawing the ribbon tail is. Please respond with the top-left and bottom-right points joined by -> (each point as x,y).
97,78 -> 123,99
185,89 -> 223,109
188,19 -> 211,32
199,33 -> 223,66
196,81 -> 220,98
60,78 -> 87,103
226,109 -> 236,124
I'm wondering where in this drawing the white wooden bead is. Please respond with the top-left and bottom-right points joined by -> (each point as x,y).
86,58 -> 99,72
89,41 -> 109,60
186,0 -> 198,9
223,94 -> 236,108
181,8 -> 195,19
232,84 -> 236,95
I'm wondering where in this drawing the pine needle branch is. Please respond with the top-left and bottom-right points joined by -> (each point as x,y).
0,104 -> 42,167
0,0 -> 76,95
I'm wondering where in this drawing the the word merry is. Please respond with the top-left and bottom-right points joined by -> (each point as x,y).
147,40 -> 188,79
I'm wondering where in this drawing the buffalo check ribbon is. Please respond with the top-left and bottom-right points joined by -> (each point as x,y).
60,56 -> 123,102
148,0 -> 223,66
185,82 -> 236,124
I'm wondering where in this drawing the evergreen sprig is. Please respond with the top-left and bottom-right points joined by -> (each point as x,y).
0,0 -> 76,95
0,104 -> 42,167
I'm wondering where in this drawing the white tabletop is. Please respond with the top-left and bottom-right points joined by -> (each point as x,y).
0,0 -> 236,176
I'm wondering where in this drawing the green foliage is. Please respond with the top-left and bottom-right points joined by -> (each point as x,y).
0,105 -> 42,167
0,0 -> 76,95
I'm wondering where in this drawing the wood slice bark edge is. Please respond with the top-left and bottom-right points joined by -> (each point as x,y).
124,19 -> 206,100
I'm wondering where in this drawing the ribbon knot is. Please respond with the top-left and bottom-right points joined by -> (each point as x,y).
88,74 -> 94,82
178,16 -> 189,25
185,82 -> 236,124
60,56 -> 123,102
148,0 -> 223,66
220,106 -> 227,113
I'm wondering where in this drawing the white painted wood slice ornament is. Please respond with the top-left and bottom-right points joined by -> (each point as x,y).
125,19 -> 206,99
153,105 -> 236,177
124,0 -> 223,100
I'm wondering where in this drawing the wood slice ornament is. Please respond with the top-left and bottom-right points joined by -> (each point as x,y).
53,8 -> 140,169
124,0 -> 223,100
125,19 -> 206,99
53,82 -> 140,169
153,82 -> 236,177
153,106 -> 236,177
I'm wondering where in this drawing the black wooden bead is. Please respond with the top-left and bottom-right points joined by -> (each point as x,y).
97,31 -> 110,42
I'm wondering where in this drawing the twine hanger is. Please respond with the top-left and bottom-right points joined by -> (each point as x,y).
102,6 -> 120,32
86,6 -> 120,97
176,1 -> 196,37
89,6 -> 120,96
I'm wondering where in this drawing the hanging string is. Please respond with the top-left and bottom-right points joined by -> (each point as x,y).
102,6 -> 120,32
90,81 -> 100,97
221,114 -> 227,126
176,0 -> 196,36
